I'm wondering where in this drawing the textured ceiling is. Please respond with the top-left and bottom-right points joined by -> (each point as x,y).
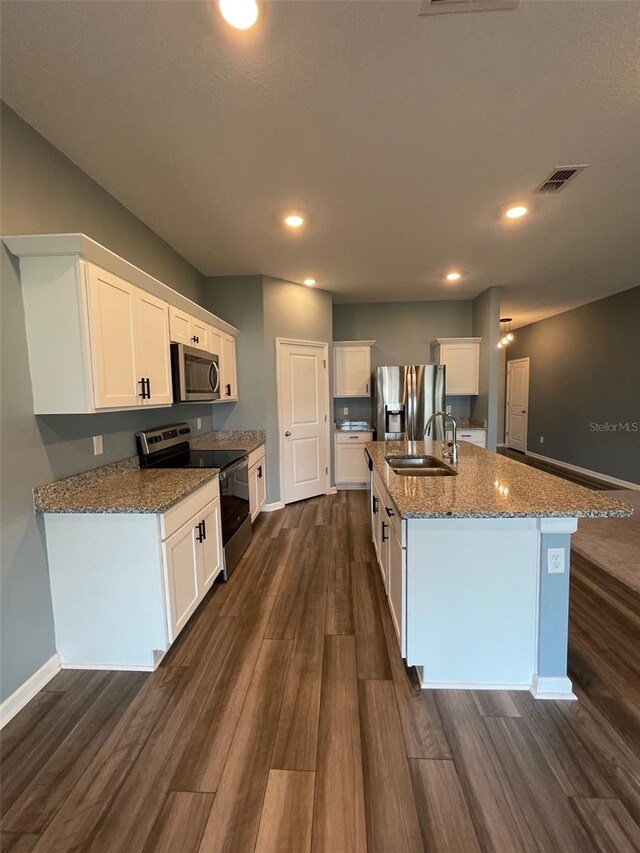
1,0 -> 638,325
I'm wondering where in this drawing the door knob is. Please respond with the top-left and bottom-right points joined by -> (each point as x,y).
285,431 -> 291,437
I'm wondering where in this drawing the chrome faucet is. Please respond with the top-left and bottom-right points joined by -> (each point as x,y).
425,411 -> 458,465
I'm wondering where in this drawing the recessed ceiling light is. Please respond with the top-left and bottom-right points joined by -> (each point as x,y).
505,205 -> 528,219
303,278 -> 316,287
219,0 -> 259,30
446,271 -> 462,282
284,214 -> 304,229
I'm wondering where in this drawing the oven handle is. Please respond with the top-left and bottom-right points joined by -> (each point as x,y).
221,456 -> 249,477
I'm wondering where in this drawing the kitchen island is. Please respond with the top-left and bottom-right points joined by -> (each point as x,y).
365,440 -> 632,699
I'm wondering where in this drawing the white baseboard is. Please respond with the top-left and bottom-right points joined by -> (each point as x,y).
496,442 -> 506,448
60,662 -> 155,672
525,451 -> 640,490
421,679 -> 531,691
326,486 -> 338,495
530,674 -> 577,700
263,501 -> 285,512
0,653 -> 61,729
335,483 -> 367,491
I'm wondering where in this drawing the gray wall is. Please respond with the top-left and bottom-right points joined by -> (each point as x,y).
263,278 -> 333,503
203,275 -> 266,433
471,287 -> 502,451
0,104 -> 211,703
508,286 -> 640,484
333,300 -> 474,421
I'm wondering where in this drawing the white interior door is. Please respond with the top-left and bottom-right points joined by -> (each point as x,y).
278,341 -> 328,504
506,358 -> 530,452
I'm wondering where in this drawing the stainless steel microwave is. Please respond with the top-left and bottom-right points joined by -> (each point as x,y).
171,343 -> 220,402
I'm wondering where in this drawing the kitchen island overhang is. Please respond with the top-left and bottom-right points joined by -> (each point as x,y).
366,441 -> 632,700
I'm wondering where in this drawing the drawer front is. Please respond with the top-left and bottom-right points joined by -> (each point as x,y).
247,445 -> 266,469
383,496 -> 405,547
160,478 -> 220,540
335,431 -> 373,445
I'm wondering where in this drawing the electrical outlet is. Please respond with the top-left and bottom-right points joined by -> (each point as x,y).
540,435 -> 544,444
93,435 -> 103,456
547,548 -> 565,574
343,407 -> 349,415
446,405 -> 452,415
196,417 -> 202,430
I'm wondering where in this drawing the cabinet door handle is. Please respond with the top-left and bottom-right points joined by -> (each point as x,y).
257,465 -> 262,479
201,518 -> 206,540
373,495 -> 379,514
139,378 -> 147,399
225,383 -> 231,397
385,506 -> 395,518
146,378 -> 151,399
365,382 -> 369,394
192,335 -> 199,344
195,521 -> 204,543
382,521 -> 388,543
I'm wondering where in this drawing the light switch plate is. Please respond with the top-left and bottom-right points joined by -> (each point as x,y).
93,435 -> 103,456
547,548 -> 565,573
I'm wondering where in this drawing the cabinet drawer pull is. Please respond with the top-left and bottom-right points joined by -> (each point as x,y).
382,521 -> 388,543
373,495 -> 379,514
385,506 -> 395,517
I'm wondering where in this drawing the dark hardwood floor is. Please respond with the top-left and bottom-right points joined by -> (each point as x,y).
1,491 -> 639,852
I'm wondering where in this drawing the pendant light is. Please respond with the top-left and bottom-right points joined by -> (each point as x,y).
498,318 -> 514,349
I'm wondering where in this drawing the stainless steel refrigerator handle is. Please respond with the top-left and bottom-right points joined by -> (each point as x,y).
408,366 -> 415,440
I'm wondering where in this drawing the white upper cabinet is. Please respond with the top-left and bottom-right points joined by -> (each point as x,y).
434,337 -> 481,396
333,341 -> 375,397
87,266 -> 140,409
169,306 -> 209,351
220,334 -> 238,401
6,233 -> 239,414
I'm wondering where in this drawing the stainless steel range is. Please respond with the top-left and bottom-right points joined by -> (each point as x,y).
136,423 -> 251,578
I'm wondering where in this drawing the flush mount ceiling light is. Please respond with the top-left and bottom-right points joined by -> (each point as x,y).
497,317 -> 514,349
284,214 -> 304,229
303,278 -> 316,287
446,271 -> 462,282
219,0 -> 259,30
505,205 -> 528,220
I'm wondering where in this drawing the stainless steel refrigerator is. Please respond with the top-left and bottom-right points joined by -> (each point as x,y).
375,365 -> 446,441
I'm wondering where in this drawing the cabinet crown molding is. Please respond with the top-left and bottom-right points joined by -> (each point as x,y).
3,233 -> 238,337
435,337 -> 482,345
333,340 -> 376,347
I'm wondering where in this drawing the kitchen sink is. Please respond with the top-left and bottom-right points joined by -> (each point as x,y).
385,455 -> 458,476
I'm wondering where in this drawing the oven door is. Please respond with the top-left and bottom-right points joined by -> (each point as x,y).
172,343 -> 220,402
219,458 -> 251,546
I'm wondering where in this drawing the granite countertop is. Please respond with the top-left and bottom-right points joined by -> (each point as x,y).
191,430 -> 266,454
366,440 -> 634,520
34,429 -> 266,514
34,462 -> 219,515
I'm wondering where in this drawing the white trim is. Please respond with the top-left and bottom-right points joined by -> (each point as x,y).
336,483 -> 367,491
3,233 -> 238,336
497,442 -> 506,448
276,338 -> 331,506
530,674 -> 577,700
263,501 -> 285,512
0,653 -> 61,729
435,337 -> 482,345
421,679 -> 531,691
525,451 -> 640,491
326,486 -> 338,495
332,339 -> 376,347
60,662 -> 155,672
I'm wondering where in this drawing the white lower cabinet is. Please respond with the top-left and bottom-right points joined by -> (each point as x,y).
447,428 -> 486,448
163,495 -> 223,641
248,447 -> 267,520
44,479 -> 223,670
370,465 -> 407,656
335,432 -> 373,487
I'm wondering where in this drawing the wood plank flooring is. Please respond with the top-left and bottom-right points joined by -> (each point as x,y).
1,491 -> 639,852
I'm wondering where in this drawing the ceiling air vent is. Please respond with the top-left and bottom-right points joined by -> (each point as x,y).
534,166 -> 588,194
418,0 -> 518,16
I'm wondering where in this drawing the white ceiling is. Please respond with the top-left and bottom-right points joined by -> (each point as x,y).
1,0 -> 638,326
